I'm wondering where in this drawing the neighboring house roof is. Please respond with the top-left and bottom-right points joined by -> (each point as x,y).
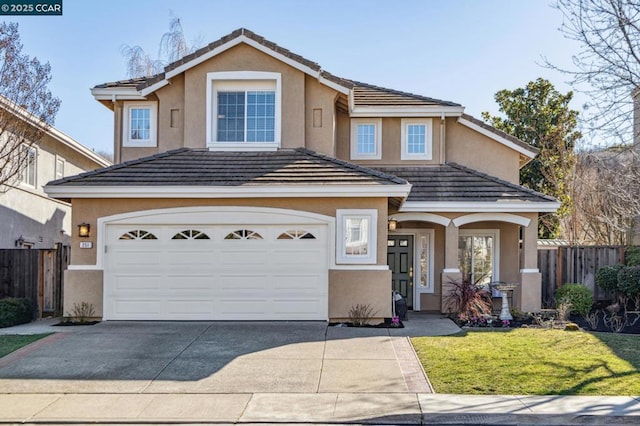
376,163 -> 559,212
45,148 -> 411,200
0,96 -> 111,168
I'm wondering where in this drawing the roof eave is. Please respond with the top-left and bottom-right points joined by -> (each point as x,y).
44,183 -> 413,200
399,201 -> 560,213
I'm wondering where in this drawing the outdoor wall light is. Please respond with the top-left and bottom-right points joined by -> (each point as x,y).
388,218 -> 398,231
78,223 -> 91,238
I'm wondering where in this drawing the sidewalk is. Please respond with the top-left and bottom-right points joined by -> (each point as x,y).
1,392 -> 639,424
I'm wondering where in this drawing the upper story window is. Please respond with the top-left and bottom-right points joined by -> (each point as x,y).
20,145 -> 37,187
207,71 -> 281,150
350,118 -> 382,160
401,118 -> 432,160
123,102 -> 158,147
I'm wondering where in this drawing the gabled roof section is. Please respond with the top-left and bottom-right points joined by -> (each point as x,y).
458,113 -> 539,163
92,28 -> 353,103
376,163 -> 559,213
45,148 -> 411,200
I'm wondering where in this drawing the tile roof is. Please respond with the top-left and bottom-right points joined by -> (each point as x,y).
350,81 -> 461,107
47,148 -> 408,187
375,164 -> 556,203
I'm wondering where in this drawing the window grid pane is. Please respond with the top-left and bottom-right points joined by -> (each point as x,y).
246,91 -> 275,142
407,124 -> 426,154
357,124 -> 376,154
130,108 -> 151,140
217,91 -> 245,142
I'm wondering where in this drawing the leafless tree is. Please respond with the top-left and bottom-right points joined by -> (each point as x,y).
0,22 -> 60,191
549,0 -> 640,147
562,147 -> 640,244
121,15 -> 199,78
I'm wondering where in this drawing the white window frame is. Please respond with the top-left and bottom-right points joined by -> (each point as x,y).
401,118 -> 433,160
123,101 -> 158,147
336,209 -> 378,264
206,71 -> 282,150
55,156 -> 64,180
458,229 -> 500,288
20,144 -> 37,187
350,118 -> 382,160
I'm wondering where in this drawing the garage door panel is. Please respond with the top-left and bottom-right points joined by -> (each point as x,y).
166,300 -> 214,317
105,218 -> 329,321
113,275 -> 163,291
166,275 -> 214,290
110,249 -> 163,268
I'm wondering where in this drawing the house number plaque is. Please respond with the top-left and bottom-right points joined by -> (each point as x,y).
79,242 -> 93,249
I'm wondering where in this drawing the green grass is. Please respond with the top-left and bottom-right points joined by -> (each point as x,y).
411,328 -> 640,395
0,334 -> 51,358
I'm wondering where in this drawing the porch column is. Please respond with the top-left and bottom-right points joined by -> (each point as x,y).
520,215 -> 542,312
441,222 -> 461,313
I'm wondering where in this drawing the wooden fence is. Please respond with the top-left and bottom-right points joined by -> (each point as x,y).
0,245 -> 69,317
538,245 -> 626,307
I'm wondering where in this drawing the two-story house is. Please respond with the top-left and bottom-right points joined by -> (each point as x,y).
45,29 -> 558,321
0,100 -> 111,250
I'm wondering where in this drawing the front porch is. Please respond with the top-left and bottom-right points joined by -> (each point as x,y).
386,212 -> 541,314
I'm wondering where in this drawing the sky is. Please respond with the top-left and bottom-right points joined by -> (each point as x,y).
8,0 -> 584,155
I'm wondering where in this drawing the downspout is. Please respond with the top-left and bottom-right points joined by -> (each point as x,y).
439,112 -> 446,164
112,94 -> 121,164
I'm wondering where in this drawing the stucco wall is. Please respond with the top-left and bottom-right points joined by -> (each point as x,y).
446,119 -> 520,183
329,269 -> 392,320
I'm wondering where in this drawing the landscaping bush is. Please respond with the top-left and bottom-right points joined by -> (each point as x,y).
596,264 -> 625,293
0,298 -> 33,328
625,246 -> 640,267
555,283 -> 593,316
617,266 -> 640,310
443,277 -> 492,318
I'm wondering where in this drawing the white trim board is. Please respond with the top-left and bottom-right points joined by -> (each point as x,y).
453,213 -> 531,227
45,184 -> 413,199
400,201 -> 560,213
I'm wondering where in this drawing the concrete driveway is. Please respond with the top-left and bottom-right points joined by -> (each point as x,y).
0,320 -> 436,394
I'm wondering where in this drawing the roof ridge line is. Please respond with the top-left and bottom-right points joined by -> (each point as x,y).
447,162 -> 557,201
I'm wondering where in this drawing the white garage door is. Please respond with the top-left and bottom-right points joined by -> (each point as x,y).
104,221 -> 328,321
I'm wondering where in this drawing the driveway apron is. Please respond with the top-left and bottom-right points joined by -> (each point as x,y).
0,321 -> 430,394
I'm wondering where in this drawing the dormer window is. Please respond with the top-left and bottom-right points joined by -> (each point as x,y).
207,71 -> 281,150
123,102 -> 158,147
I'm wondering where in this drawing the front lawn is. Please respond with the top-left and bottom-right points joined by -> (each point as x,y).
0,334 -> 50,358
411,329 -> 640,395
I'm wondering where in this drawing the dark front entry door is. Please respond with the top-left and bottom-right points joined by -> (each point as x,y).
387,235 -> 414,308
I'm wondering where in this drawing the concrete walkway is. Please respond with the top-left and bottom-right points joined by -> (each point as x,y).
1,315 -> 639,424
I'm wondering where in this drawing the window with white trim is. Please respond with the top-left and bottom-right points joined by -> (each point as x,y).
350,118 -> 382,160
20,145 -> 36,187
207,71 -> 281,150
337,209 -> 378,264
401,118 -> 432,160
458,230 -> 500,288
123,102 -> 157,147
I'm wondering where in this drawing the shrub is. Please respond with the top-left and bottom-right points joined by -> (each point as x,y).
443,277 -> 492,318
68,302 -> 95,323
625,246 -> 640,266
0,298 -> 33,328
555,283 -> 593,316
596,264 -> 625,293
348,304 -> 376,327
617,266 -> 640,310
